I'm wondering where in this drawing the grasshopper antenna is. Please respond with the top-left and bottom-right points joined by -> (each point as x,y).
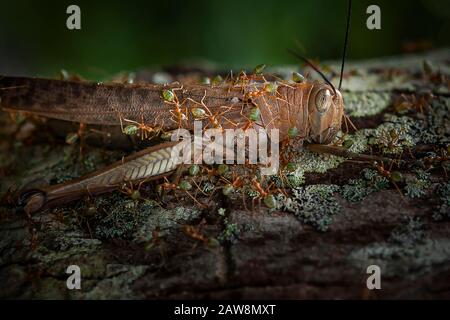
338,0 -> 352,91
287,48 -> 337,95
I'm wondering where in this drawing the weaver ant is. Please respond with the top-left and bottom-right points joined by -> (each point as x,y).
250,177 -> 280,209
373,160 -> 405,198
182,219 -> 211,246
394,93 -> 434,114
120,180 -> 146,200
162,86 -> 190,128
156,177 -> 205,208
186,90 -> 238,130
119,114 -> 162,140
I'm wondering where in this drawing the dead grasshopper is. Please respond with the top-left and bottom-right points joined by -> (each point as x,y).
0,1 -> 357,214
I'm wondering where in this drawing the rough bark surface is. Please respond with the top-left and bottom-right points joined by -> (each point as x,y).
0,49 -> 449,299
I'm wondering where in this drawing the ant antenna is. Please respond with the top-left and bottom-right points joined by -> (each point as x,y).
338,0 -> 352,91
287,48 -> 337,95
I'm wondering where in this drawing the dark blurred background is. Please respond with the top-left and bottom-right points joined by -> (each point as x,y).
0,0 -> 449,79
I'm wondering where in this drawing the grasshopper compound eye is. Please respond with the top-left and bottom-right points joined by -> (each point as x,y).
315,89 -> 332,113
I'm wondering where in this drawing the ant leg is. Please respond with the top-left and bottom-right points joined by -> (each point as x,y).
171,164 -> 186,185
183,190 -> 205,208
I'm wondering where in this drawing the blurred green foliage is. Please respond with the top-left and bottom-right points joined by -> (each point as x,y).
0,0 -> 448,79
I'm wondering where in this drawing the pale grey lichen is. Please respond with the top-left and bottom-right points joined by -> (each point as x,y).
343,91 -> 391,117
418,98 -> 450,145
389,217 -> 426,247
294,150 -> 345,174
347,131 -> 370,154
333,97 -> 448,157
276,184 -> 340,232
340,169 -> 389,202
218,207 -> 226,216
94,196 -> 148,239
202,182 -> 215,194
404,169 -> 431,199
133,205 -> 201,243
348,217 -> 450,279
92,192 -> 201,241
218,218 -> 240,244
363,115 -> 419,154
285,172 -> 305,188
245,187 -> 260,198
81,265 -> 149,299
340,179 -> 371,202
349,238 -> 450,279
271,168 -> 305,189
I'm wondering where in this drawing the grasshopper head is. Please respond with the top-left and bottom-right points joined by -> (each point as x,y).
308,82 -> 344,144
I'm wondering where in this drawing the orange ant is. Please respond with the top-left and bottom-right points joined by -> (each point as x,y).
162,86 -> 190,128
120,180 -> 146,200
385,129 -> 400,152
424,154 -> 449,166
157,177 -> 206,208
156,177 -> 178,195
64,122 -> 88,156
119,114 -> 162,140
252,177 -> 270,198
220,171 -> 244,189
145,227 -> 161,250
395,93 -> 434,114
239,81 -> 296,134
186,90 -> 238,130
232,70 -> 267,91
237,100 -> 265,132
422,150 -> 449,174
182,219 -> 210,245
373,160 -> 405,199
250,177 -> 280,209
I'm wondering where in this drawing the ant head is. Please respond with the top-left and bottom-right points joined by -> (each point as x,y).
308,82 -> 344,144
